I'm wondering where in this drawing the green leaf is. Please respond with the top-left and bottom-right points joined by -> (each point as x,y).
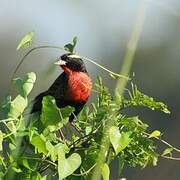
7,121 -> 16,133
1,95 -> 26,119
58,147 -> 81,180
0,172 -> 4,179
46,141 -> 57,162
115,91 -> 122,106
41,96 -> 74,128
31,133 -> 48,155
12,167 -> 22,173
118,156 -> 124,176
46,142 -> 69,162
109,126 -> 132,154
109,73 -> 117,79
7,95 -> 28,118
17,31 -> 34,50
0,131 -> 3,151
22,159 -> 32,170
73,36 -> 78,47
101,163 -> 110,180
64,36 -> 78,53
148,130 -> 161,138
31,172 -> 42,180
13,72 -> 36,97
123,84 -> 170,114
9,143 -> 16,151
40,176 -> 46,180
21,159 -> 38,172
85,126 -> 92,135
64,43 -> 74,53
162,147 -> 173,156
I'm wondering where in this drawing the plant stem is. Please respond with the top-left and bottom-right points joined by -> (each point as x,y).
72,163 -> 96,176
91,113 -> 115,180
115,0 -> 148,95
0,118 -> 18,123
92,1 -> 148,179
11,45 -> 65,82
143,132 -> 180,153
81,56 -> 129,80
22,156 -> 57,167
161,155 -> 180,161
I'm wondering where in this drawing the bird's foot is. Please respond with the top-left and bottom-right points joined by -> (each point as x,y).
69,122 -> 81,137
58,129 -> 65,141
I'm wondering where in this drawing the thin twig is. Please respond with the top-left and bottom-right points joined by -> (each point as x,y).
72,163 -> 96,176
161,155 -> 180,161
81,56 -> 129,80
143,132 -> 180,153
22,156 -> 57,167
11,45 -> 65,82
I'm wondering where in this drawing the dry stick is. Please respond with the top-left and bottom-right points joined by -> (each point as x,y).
91,1 -> 148,180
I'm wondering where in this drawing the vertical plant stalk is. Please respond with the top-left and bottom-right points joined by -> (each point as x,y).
115,0 -> 148,95
92,1 -> 148,180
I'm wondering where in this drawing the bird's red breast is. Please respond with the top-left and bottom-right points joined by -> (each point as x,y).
62,66 -> 92,102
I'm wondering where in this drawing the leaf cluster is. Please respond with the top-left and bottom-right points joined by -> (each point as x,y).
0,32 -> 178,180
0,72 -> 175,180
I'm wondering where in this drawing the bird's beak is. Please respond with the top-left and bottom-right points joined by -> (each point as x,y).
54,59 -> 67,66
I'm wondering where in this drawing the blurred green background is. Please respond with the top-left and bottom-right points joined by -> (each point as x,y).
0,0 -> 180,179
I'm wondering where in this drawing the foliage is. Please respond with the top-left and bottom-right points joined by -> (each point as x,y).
0,72 -> 179,180
64,36 -> 78,53
16,32 -> 34,50
0,32 -> 179,180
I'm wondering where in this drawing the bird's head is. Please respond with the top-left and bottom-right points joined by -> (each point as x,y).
55,53 -> 87,74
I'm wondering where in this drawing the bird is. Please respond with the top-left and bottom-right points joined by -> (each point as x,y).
31,53 -> 92,123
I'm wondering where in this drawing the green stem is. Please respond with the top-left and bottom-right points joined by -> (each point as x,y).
72,163 -> 96,176
22,156 -> 57,167
81,56 -> 129,80
161,155 -> 180,161
115,0 -> 148,95
11,45 -> 129,86
92,113 -> 115,180
0,118 -> 18,123
143,132 -> 180,153
92,1 -> 148,180
11,45 -> 65,82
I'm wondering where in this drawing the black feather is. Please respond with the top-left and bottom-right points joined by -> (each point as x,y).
31,54 -> 89,122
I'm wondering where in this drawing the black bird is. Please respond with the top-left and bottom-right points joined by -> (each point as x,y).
31,53 -> 92,122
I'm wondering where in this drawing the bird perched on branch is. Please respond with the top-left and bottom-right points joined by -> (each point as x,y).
31,53 -> 92,122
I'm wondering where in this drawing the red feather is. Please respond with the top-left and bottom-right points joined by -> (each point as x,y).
67,70 -> 92,102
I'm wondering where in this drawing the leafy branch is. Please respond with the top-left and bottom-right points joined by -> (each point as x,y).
1,71 -> 180,180
0,32 -> 179,180
10,32 -> 128,91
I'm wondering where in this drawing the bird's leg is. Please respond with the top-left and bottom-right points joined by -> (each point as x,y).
69,121 -> 81,136
58,129 -> 65,140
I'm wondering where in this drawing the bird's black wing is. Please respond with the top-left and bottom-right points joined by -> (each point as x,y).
31,72 -> 68,113
47,72 -> 68,98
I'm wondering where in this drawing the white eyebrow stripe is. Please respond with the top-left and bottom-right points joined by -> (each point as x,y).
68,54 -> 81,59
